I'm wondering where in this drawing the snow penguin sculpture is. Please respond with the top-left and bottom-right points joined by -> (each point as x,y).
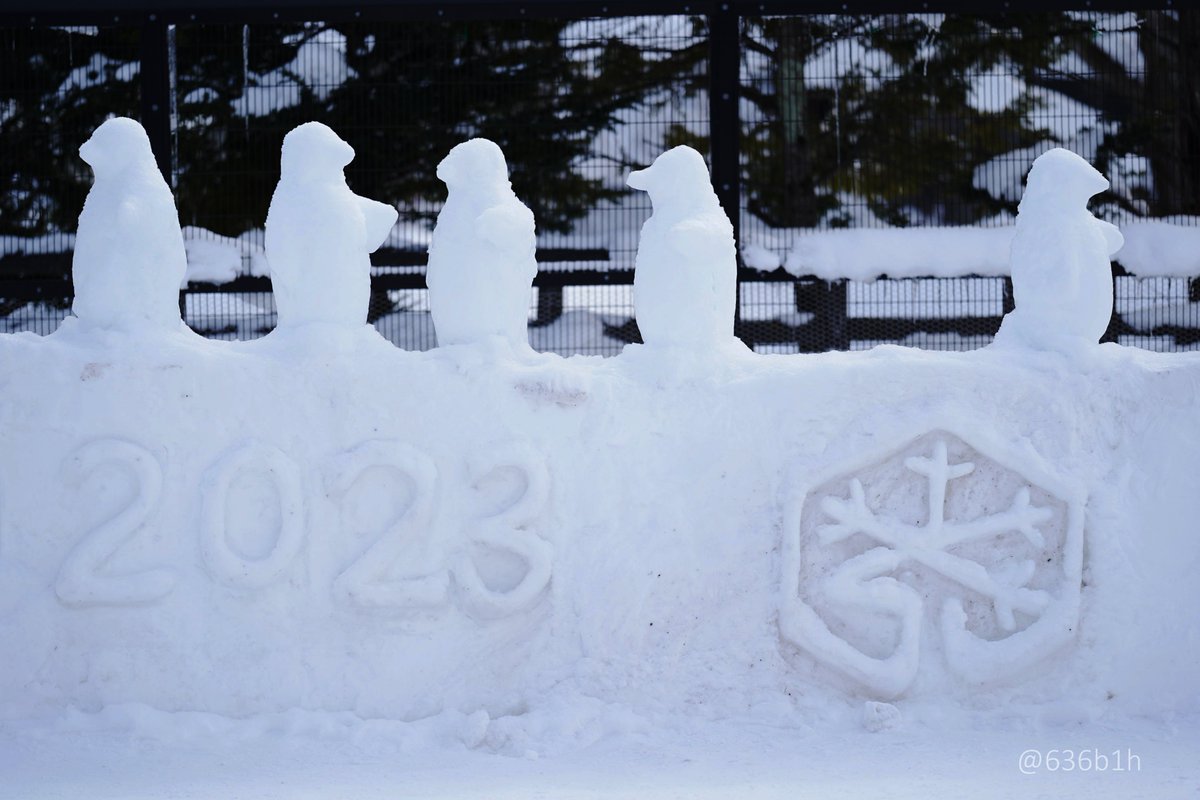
627,145 -> 738,348
995,147 -> 1124,351
71,117 -> 187,332
426,138 -> 537,351
265,122 -> 398,329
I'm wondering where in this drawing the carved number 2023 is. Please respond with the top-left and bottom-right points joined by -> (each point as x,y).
51,438 -> 551,615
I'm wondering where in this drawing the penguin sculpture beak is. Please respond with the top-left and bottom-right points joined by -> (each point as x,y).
627,166 -> 652,190
1083,170 -> 1110,197
79,137 -> 97,167
334,139 -> 355,169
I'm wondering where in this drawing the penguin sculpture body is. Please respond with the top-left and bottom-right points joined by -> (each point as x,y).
995,148 -> 1123,351
265,122 -> 397,329
72,117 -> 187,332
627,146 -> 737,348
426,138 -> 537,350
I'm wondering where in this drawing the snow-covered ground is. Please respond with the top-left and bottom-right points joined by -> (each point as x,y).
2,706 -> 1196,799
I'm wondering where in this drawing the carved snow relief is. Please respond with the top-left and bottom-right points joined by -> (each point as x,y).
456,442 -> 553,619
200,441 -> 307,590
780,431 -> 1084,698
324,440 -> 448,611
56,439 -> 177,607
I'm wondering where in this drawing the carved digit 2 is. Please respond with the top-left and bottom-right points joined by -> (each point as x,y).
325,440 -> 446,609
200,441 -> 305,589
56,439 -> 176,607
456,442 -> 552,619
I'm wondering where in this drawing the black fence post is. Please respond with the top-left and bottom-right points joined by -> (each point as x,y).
1101,261 -> 1122,344
825,280 -> 849,350
531,285 -> 564,328
139,17 -> 173,185
709,4 -> 742,333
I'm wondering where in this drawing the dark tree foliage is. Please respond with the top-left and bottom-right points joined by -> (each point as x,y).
3,11 -> 1198,251
741,13 -> 1085,229
172,18 -> 708,238
1033,10 -> 1200,218
0,26 -> 141,236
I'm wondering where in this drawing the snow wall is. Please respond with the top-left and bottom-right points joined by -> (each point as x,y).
1,329 -> 1198,738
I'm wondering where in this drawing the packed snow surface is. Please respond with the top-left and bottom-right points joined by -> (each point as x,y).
426,138 -> 538,349
1,326 -> 1198,796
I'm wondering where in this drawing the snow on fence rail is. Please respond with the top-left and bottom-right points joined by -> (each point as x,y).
10,223 -> 1200,354
740,219 -> 1200,282
13,219 -> 1200,286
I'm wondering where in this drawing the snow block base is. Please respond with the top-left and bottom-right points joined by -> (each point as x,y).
1,329 -> 1198,727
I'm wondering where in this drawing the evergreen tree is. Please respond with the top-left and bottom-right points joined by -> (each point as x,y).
1031,10 -> 1200,218
172,18 -> 708,239
740,13 -> 1080,229
0,26 -> 141,238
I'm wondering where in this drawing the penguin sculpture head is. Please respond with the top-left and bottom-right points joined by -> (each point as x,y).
1019,148 -> 1110,216
436,138 -> 510,192
280,121 -> 355,183
79,117 -> 156,179
627,145 -> 718,211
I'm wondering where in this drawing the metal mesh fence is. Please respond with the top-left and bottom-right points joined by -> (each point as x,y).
2,9 -> 1199,356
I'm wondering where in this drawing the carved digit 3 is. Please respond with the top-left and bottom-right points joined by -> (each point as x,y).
55,439 -> 176,607
325,441 -> 446,610
200,441 -> 305,589
456,442 -> 552,619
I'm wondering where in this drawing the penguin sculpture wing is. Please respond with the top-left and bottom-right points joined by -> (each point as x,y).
115,198 -> 142,237
1097,219 -> 1124,258
667,216 -> 733,266
478,202 -> 536,264
358,196 -> 398,252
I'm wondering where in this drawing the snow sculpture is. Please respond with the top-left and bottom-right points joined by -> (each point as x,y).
71,117 -> 187,332
324,440 -> 448,610
994,148 -> 1124,351
427,138 -> 537,350
55,438 -> 176,607
455,442 -> 553,619
627,145 -> 737,348
780,431 -> 1084,699
265,122 -> 398,328
200,441 -> 306,590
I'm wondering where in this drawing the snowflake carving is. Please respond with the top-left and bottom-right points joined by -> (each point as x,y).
819,439 -> 1052,632
780,431 -> 1085,699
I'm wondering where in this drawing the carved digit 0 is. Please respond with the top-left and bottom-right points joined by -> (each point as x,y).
55,439 -> 176,607
456,442 -> 552,619
325,440 -> 446,610
200,441 -> 305,589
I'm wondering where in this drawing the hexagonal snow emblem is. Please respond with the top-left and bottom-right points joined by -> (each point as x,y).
780,429 -> 1085,699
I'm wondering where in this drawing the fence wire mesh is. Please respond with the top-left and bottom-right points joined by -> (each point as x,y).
2,9 -> 1199,356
